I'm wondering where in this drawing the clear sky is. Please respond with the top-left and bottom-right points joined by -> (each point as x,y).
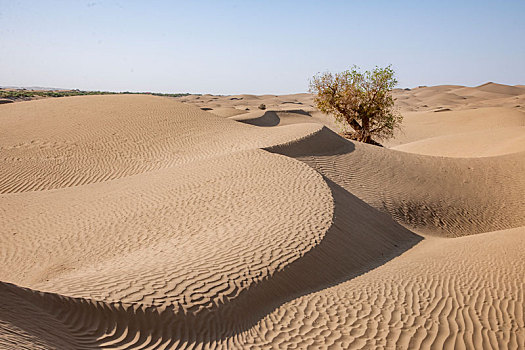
1,0 -> 524,94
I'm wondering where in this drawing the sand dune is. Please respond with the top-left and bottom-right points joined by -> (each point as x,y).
1,84 -> 524,349
392,127 -> 525,157
474,82 -> 525,96
384,107 -> 525,148
0,95 -> 321,194
268,127 -> 525,237
245,226 -> 525,348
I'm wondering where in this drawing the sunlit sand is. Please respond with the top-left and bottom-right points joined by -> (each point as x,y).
1,83 -> 524,348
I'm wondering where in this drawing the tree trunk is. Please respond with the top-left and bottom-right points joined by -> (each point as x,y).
347,118 -> 362,133
359,115 -> 371,143
340,130 -> 382,147
342,115 -> 382,146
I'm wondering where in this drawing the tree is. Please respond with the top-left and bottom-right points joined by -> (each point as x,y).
309,65 -> 402,145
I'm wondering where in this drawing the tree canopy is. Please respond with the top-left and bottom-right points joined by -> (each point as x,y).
310,65 -> 402,145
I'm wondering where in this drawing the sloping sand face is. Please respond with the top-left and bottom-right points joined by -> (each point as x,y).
0,95 -> 322,193
1,88 -> 524,349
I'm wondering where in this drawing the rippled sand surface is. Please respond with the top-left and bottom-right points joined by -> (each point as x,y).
1,86 -> 524,349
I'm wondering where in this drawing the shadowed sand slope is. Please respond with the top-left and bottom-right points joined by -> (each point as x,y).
0,178 -> 422,349
231,110 -> 314,127
1,91 -> 525,349
244,226 -> 525,349
267,127 -> 525,237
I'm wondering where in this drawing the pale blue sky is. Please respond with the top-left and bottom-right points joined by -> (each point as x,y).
1,0 -> 524,94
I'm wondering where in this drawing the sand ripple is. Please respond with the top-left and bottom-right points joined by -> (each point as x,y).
1,94 -> 524,349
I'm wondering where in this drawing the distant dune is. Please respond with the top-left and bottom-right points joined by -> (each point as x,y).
1,83 -> 524,349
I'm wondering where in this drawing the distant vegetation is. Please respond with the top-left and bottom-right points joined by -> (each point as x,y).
0,89 -> 191,102
310,65 -> 402,145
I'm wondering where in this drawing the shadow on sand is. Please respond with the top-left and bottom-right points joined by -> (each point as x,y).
0,128 -> 424,347
0,176 -> 422,348
238,110 -> 312,127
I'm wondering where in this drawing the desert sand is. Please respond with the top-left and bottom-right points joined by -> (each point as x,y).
1,83 -> 524,349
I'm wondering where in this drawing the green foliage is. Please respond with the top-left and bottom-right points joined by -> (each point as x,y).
0,89 -> 191,101
309,65 -> 402,144
0,90 -> 35,99
151,92 -> 191,98
0,89 -> 114,99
